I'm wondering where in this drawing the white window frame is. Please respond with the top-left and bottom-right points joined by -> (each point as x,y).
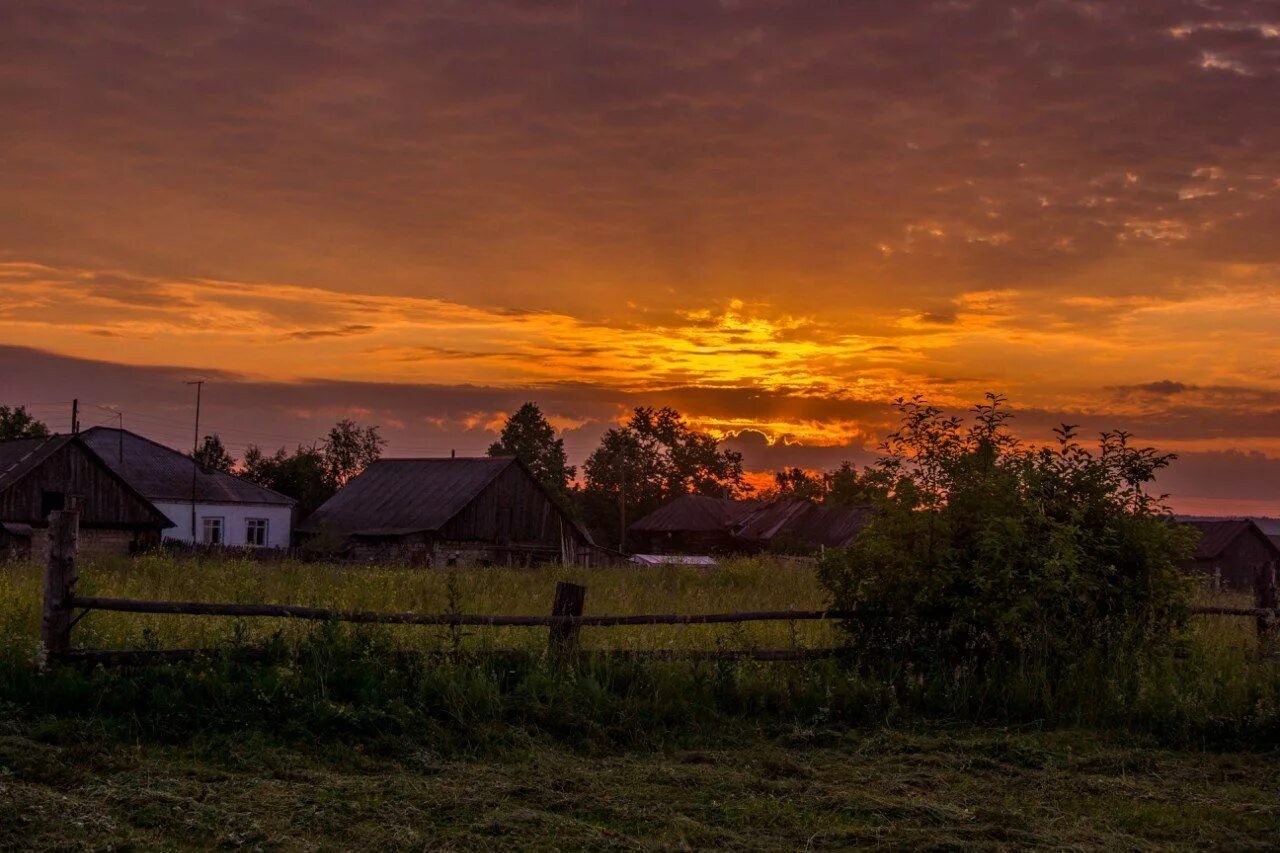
245,518 -> 269,547
201,516 -> 224,545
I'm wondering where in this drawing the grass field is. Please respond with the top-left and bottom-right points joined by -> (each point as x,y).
3,723 -> 1278,849
2,554 -> 1279,848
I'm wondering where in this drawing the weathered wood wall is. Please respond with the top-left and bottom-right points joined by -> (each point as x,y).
442,464 -> 588,552
0,441 -> 164,531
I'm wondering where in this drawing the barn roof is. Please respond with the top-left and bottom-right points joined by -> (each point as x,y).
1181,518 -> 1280,561
301,456 -> 591,541
628,494 -> 758,533
81,427 -> 294,506
783,503 -> 876,548
0,434 -> 76,493
630,493 -> 875,551
735,499 -> 814,542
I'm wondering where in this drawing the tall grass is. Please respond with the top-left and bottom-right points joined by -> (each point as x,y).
1,554 -> 1278,749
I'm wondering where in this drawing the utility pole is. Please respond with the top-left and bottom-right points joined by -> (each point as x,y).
186,381 -> 203,543
70,399 -> 79,435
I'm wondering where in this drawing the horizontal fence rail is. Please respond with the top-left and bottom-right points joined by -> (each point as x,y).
68,596 -> 1278,624
68,595 -> 861,627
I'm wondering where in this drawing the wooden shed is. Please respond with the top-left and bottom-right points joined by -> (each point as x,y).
1181,518 -> 1280,591
299,456 -> 598,566
0,434 -> 173,554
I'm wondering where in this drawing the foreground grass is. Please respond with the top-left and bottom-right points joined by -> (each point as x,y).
2,723 -> 1276,850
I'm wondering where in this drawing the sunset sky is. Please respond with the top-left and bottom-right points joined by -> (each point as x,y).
3,1 -> 1280,514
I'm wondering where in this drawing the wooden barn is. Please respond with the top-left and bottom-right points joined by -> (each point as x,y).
1180,518 -> 1280,591
299,456 -> 598,566
0,434 -> 173,554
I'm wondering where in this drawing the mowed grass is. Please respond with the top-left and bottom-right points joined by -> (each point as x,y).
2,724 -> 1277,850
0,553 -> 839,656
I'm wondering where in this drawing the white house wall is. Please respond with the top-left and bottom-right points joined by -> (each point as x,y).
153,501 -> 292,548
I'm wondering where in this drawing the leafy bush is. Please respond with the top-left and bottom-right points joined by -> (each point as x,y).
819,395 -> 1197,678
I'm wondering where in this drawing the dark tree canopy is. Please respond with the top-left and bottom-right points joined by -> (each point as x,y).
241,443 -> 333,518
759,461 -> 878,506
240,418 -> 384,517
763,467 -> 827,502
192,433 -> 235,472
581,406 -> 749,548
0,405 -> 50,441
487,402 -> 575,500
322,419 -> 385,487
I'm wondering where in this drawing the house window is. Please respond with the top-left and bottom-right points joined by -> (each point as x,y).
245,518 -> 268,547
201,517 -> 224,545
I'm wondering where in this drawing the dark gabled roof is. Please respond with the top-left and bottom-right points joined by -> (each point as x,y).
1180,518 -> 1280,561
783,503 -> 876,549
735,499 -> 815,542
80,427 -> 294,506
629,493 -> 875,551
0,434 -> 76,493
301,456 -> 591,542
628,494 -> 758,533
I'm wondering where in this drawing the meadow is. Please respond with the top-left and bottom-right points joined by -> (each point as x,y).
2,554 -> 1280,848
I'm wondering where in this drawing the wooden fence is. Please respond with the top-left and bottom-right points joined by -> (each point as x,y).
38,507 -> 1280,665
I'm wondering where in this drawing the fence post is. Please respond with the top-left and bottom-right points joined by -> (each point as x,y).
1255,560 -> 1278,657
42,502 -> 81,657
548,581 -> 586,657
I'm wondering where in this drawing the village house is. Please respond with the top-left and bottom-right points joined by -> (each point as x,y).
81,428 -> 295,548
0,434 -> 173,555
627,494 -> 760,554
1179,517 -> 1280,591
299,456 -> 598,565
629,495 -> 874,556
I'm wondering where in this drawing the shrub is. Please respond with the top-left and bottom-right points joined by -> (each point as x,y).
818,395 -> 1197,679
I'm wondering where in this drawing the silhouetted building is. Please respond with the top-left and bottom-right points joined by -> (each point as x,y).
629,495 -> 874,556
300,456 -> 597,565
1180,518 -> 1280,591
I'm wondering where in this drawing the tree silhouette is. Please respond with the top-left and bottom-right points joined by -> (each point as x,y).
487,403 -> 575,500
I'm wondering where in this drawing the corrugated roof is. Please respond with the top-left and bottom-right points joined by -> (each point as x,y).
628,494 -> 758,533
1182,518 -> 1279,560
80,427 -> 294,506
0,434 -> 75,493
302,456 -> 588,539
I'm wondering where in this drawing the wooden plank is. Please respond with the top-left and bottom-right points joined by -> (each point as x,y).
54,646 -> 852,667
68,595 -> 865,626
